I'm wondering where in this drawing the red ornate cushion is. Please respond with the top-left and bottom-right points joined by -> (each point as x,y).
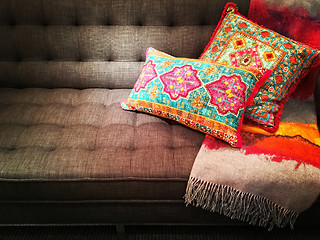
200,3 -> 320,132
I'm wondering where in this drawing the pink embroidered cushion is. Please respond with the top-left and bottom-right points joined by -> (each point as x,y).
200,3 -> 320,132
122,48 -> 270,147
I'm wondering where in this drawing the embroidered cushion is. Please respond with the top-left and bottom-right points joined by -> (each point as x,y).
200,3 -> 320,132
121,48 -> 270,147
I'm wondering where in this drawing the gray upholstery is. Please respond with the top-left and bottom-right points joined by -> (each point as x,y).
0,0 -> 251,225
0,0 -> 318,226
0,87 -> 204,200
0,0 -> 250,89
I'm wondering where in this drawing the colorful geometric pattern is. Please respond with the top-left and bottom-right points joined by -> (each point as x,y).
133,60 -> 157,92
263,51 -> 277,62
229,44 -> 263,69
200,3 -> 319,132
233,37 -> 247,49
122,48 -> 269,147
160,65 -> 201,100
205,74 -> 246,115
213,31 -> 286,76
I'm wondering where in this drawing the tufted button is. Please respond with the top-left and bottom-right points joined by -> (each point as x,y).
47,55 -> 53,61
200,20 -> 207,26
167,21 -> 175,27
88,146 -> 96,151
49,147 -> 57,151
136,19 -> 144,27
42,21 -> 48,27
138,56 -> 144,62
105,19 -> 111,26
10,20 -> 16,26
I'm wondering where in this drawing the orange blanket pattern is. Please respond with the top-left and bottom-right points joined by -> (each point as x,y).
185,122 -> 320,229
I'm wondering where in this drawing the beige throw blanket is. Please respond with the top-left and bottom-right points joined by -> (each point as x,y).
185,113 -> 320,229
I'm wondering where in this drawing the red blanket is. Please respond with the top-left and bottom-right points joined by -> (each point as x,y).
247,0 -> 320,99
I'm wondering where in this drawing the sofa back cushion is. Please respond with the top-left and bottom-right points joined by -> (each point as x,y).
0,0 -> 250,89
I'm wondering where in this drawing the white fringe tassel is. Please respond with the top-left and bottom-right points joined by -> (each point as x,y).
184,177 -> 298,230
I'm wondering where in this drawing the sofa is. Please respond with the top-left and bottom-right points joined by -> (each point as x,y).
0,0 -> 319,228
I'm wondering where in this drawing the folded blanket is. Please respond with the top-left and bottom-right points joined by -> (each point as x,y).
185,100 -> 320,229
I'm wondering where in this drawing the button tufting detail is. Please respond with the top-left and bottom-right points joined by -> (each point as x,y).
88,146 -> 96,151
47,146 -> 57,152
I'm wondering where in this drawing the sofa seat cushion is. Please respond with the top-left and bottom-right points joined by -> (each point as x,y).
0,88 -> 204,201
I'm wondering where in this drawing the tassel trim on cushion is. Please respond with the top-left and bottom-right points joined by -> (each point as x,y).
184,177 -> 298,230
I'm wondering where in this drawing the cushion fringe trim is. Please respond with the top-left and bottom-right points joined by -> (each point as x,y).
184,176 -> 298,230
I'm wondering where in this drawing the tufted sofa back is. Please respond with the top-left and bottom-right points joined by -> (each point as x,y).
0,0 -> 250,89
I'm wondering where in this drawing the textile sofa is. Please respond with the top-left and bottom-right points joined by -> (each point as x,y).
0,0 -> 319,227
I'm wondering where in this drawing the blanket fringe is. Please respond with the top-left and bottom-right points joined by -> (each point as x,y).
184,177 -> 298,230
